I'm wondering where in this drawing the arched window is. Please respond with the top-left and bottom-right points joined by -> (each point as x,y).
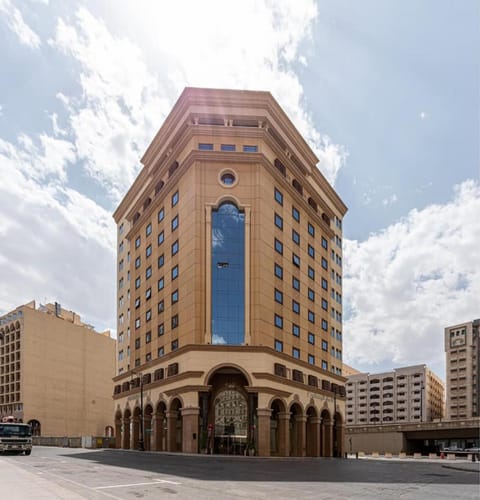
211,202 -> 245,345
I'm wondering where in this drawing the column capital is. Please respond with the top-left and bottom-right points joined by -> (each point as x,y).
310,417 -> 322,425
278,412 -> 291,421
256,408 -> 272,418
181,406 -> 200,417
294,415 -> 307,423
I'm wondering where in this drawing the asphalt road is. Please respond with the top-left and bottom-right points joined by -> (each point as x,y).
0,446 -> 478,499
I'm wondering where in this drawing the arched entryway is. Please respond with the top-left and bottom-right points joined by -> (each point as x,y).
320,409 -> 332,457
144,404 -> 153,451
306,406 -> 320,457
27,419 -> 41,437
270,399 -> 287,456
154,401 -> 167,451
289,403 -> 305,457
114,411 -> 122,448
168,398 -> 183,452
132,406 -> 142,450
122,408 -> 131,449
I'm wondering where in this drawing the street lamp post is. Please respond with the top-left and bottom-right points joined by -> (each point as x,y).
131,371 -> 145,451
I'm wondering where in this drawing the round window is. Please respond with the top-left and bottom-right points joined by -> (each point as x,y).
221,172 -> 236,186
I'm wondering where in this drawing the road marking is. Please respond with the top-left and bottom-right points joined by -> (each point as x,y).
95,479 -> 181,489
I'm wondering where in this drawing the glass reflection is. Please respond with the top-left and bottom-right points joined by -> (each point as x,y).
211,202 -> 245,344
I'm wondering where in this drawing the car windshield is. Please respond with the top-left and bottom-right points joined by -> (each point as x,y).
0,424 -> 32,437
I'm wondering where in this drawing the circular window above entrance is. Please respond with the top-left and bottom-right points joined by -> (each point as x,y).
219,169 -> 238,188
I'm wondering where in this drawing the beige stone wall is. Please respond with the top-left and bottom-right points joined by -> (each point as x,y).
347,430 -> 406,455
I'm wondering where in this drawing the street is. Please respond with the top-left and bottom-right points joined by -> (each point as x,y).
0,446 -> 478,499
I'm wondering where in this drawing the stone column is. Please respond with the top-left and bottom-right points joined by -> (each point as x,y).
115,420 -> 122,449
166,411 -> 178,452
277,412 -> 290,457
295,415 -> 307,457
181,407 -> 200,454
132,416 -> 139,450
144,414 -> 152,451
256,408 -> 272,457
336,423 -> 345,457
323,421 -> 333,457
122,418 -> 130,450
309,417 -> 321,457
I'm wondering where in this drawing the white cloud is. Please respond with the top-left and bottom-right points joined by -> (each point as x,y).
381,193 -> 398,206
419,111 -> 427,120
343,179 -> 480,379
0,0 -> 41,48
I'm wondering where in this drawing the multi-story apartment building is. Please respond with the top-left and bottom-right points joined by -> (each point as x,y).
445,319 -> 479,419
0,301 -> 115,437
346,365 -> 444,425
112,88 -> 348,457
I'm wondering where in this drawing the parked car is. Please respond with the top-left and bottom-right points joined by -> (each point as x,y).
465,447 -> 480,453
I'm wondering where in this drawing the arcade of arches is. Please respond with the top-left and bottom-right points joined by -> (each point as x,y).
114,366 -> 345,457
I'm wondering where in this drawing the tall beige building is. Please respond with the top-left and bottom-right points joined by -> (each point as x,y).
112,88 -> 348,457
0,301 -> 115,437
346,365 -> 444,425
445,319 -> 479,419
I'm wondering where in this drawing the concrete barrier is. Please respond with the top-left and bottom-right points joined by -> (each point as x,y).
399,452 -> 407,458
428,453 -> 438,459
372,452 -> 379,457
385,452 -> 392,458
358,451 -> 365,457
446,453 -> 456,460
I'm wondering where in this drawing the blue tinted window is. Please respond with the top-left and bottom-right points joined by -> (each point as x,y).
274,263 -> 283,279
308,245 -> 315,258
292,230 -> 300,245
172,191 -> 179,206
292,348 -> 300,359
308,266 -> 315,280
308,288 -> 315,301
158,208 -> 164,222
308,223 -> 315,237
135,277 -> 140,289
292,276 -> 300,291
275,340 -> 283,352
135,236 -> 141,249
146,245 -> 152,258
158,231 -> 164,246
199,143 -> 213,151
172,215 -> 179,231
321,237 -> 328,249
322,340 -> 328,351
146,223 -> 152,236
322,319 -> 328,331
292,253 -> 300,268
243,145 -> 258,152
292,207 -> 300,222
321,257 -> 328,270
274,213 -> 283,229
322,299 -> 328,310
274,238 -> 283,255
211,203 -> 245,345
308,310 -> 315,323
172,265 -> 179,280
171,290 -> 178,304
308,354 -> 315,365
321,278 -> 328,290
322,360 -> 328,370
135,256 -> 141,269
292,324 -> 300,337
308,332 -> 315,345
292,300 -> 300,314
172,240 -> 179,256
274,314 -> 283,329
158,277 -> 164,290
274,188 -> 283,205
146,266 -> 152,279
158,254 -> 164,268
274,289 -> 283,304
221,144 -> 236,151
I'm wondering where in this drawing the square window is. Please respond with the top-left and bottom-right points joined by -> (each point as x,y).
292,229 -> 300,245
243,145 -> 258,152
171,289 -> 178,304
308,288 -> 315,301
274,238 -> 283,255
292,300 -> 300,314
172,240 -> 179,256
308,354 -> 315,365
146,223 -> 152,236
172,265 -> 179,280
171,314 -> 179,329
274,188 -> 283,205
171,339 -> 179,350
172,191 -> 179,207
274,213 -> 283,230
158,231 -> 164,246
274,288 -> 283,304
146,266 -> 152,279
171,215 -> 179,231
199,143 -> 213,151
145,288 -> 151,300
135,256 -> 141,269
321,237 -> 328,249
135,236 -> 141,249
292,347 -> 300,359
308,245 -> 315,258
274,264 -> 283,279
275,340 -> 283,352
292,207 -> 300,222
158,323 -> 164,336
308,223 -> 315,237
158,254 -> 164,268
308,332 -> 315,345
158,277 -> 164,290
221,144 -> 236,151
158,208 -> 164,222
292,276 -> 300,291
292,324 -> 300,337
158,300 -> 164,313
308,310 -> 315,323
292,253 -> 300,268
274,314 -> 283,329
146,245 -> 152,258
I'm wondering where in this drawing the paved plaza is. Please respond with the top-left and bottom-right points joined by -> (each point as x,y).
0,446 -> 478,499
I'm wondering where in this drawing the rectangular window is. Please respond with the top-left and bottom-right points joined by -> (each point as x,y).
171,215 -> 179,232
119,223 -> 124,235
171,314 -> 179,329
171,289 -> 178,304
146,223 -> 152,236
274,213 -> 283,229
146,266 -> 152,279
321,257 -> 328,270
172,265 -> 179,280
172,190 -> 179,207
308,332 -> 315,345
322,319 -> 328,331
275,340 -> 283,352
308,310 -> 315,323
308,245 -> 315,258
292,230 -> 300,245
135,236 -> 141,249
322,340 -> 328,351
146,245 -> 152,258
292,276 -> 300,291
274,188 -> 283,205
145,288 -> 151,300
146,331 -> 152,344
274,288 -> 283,304
158,208 -> 165,222
221,144 -> 236,151
119,241 -> 124,253
135,256 -> 141,269
292,324 -> 300,337
199,143 -> 213,151
158,231 -> 164,246
135,277 -> 141,289
172,240 -> 179,256
321,278 -> 328,290
292,206 -> 300,222
158,300 -> 164,313
308,354 -> 315,365
274,314 -> 283,329
171,339 -> 179,350
135,338 -> 140,349
308,288 -> 315,301
158,346 -> 164,357
146,309 -> 152,322
308,223 -> 315,237
243,145 -> 258,152
292,300 -> 300,314
308,266 -> 315,280
292,253 -> 300,268
135,318 -> 140,329
321,237 -> 328,249
322,298 -> 328,310
146,352 -> 152,362
274,263 -> 283,279
158,323 -> 164,336
292,347 -> 300,360
322,360 -> 328,370
158,254 -> 164,268
135,297 -> 140,309
158,277 -> 164,290
118,259 -> 124,271
274,238 -> 283,255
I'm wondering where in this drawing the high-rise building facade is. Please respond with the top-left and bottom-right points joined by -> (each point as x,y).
346,365 -> 444,425
445,319 -> 479,419
112,88 -> 348,457
0,301 -> 115,436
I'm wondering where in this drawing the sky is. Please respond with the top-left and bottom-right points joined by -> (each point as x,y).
0,0 -> 478,381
